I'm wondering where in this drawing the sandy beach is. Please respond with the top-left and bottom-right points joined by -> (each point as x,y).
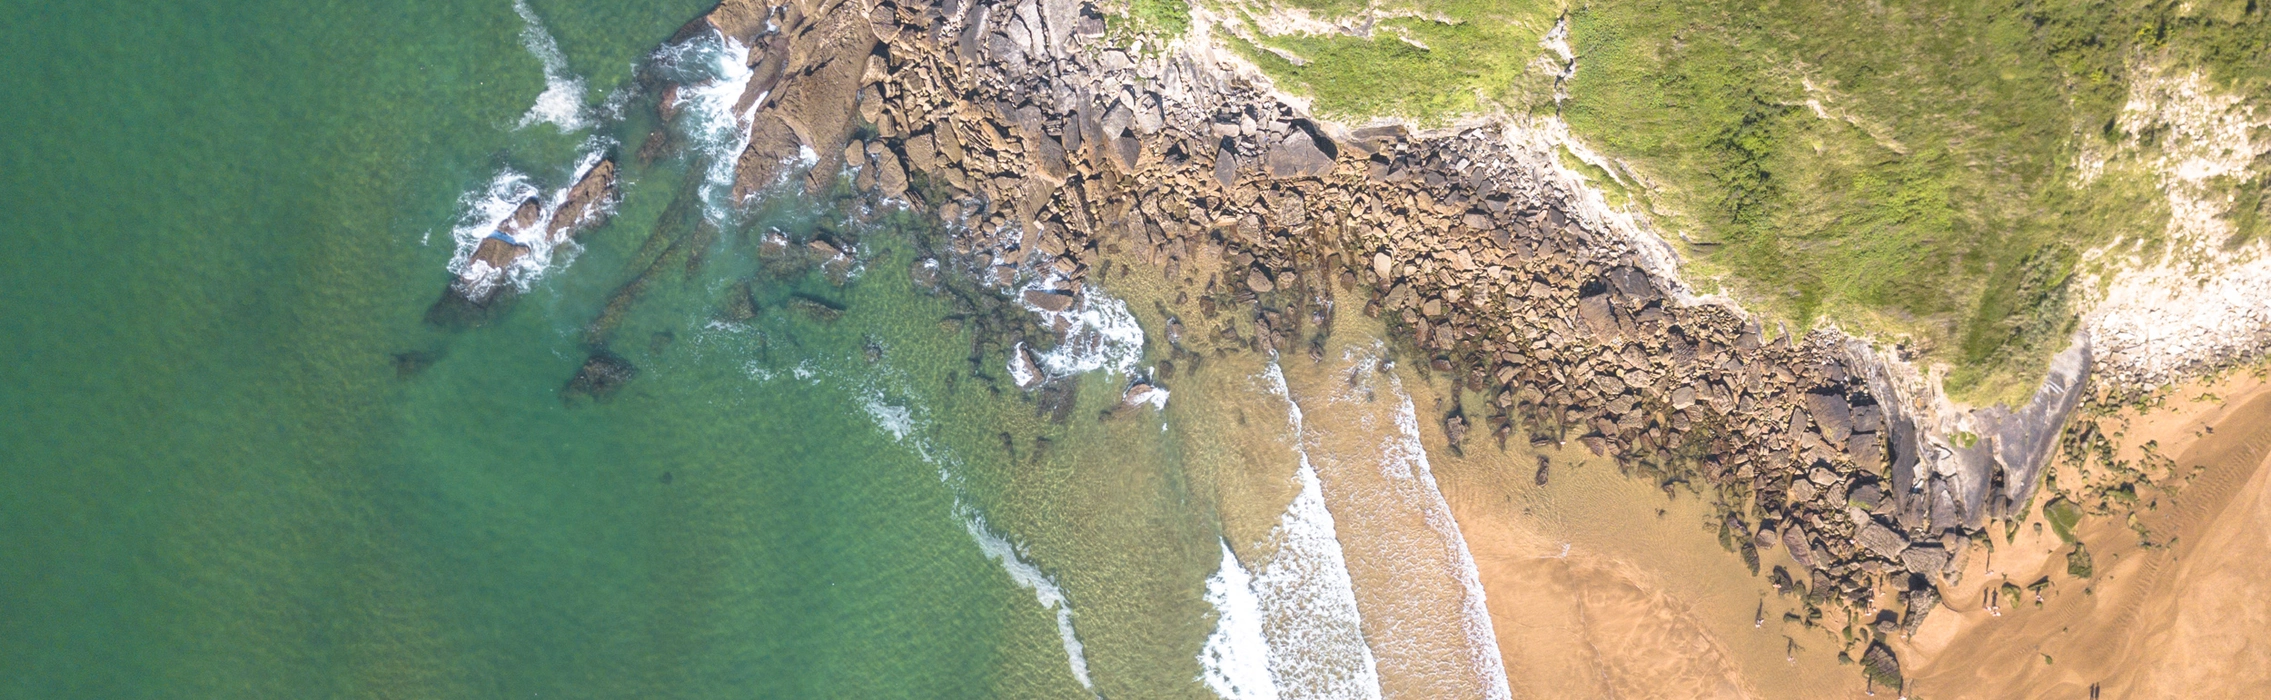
1896,369 -> 2271,698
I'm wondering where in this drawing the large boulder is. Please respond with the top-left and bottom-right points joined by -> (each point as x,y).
1857,521 -> 1909,560
1900,544 -> 1951,577
1860,642 -> 1903,691
1783,525 -> 1817,569
1022,288 -> 1076,312
1264,129 -> 1333,179
1576,294 -> 1619,338
1806,391 -> 1854,442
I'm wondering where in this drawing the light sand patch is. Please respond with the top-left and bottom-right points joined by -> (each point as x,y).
1902,372 -> 2271,698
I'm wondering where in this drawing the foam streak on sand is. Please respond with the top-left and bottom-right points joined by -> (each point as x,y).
856,389 -> 1096,692
1295,349 -> 1509,700
1206,363 -> 1381,700
1365,360 -> 1514,700
1200,541 -> 1279,700
511,0 -> 589,132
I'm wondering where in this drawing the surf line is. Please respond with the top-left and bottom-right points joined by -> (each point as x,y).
1197,362 -> 1383,700
1341,349 -> 1514,700
856,389 -> 1097,693
512,0 -> 590,132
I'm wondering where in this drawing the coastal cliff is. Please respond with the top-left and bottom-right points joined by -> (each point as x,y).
609,0 -> 2247,687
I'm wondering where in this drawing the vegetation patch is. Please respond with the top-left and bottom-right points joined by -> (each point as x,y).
2044,496 -> 2084,544
1217,0 -> 2271,405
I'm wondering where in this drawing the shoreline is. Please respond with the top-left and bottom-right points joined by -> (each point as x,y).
606,0 -> 2271,691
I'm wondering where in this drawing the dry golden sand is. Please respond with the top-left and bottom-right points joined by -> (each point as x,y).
1412,364 -> 2271,698
1900,371 -> 2271,699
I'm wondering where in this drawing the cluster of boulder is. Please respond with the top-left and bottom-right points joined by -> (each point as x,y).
426,157 -> 620,327
604,0 -> 2122,682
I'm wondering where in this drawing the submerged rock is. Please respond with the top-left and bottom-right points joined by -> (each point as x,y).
563,351 -> 637,403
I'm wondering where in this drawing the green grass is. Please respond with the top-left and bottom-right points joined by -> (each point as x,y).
1210,0 -> 2271,405
1222,0 -> 1560,121
1112,0 -> 1193,41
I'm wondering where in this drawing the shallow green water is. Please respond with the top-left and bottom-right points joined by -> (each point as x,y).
0,0 -> 1181,696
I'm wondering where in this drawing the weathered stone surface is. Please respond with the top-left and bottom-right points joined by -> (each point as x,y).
1022,288 -> 1075,312
1860,642 -> 1903,691
1899,544 -> 1950,576
1806,392 -> 1854,442
1857,521 -> 1908,560
1246,267 -> 1275,293
1576,294 -> 1617,338
1264,129 -> 1333,179
1784,525 -> 1817,569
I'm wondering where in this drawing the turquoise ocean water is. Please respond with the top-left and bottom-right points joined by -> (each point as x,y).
0,0 -> 1525,696
0,0 -> 1208,696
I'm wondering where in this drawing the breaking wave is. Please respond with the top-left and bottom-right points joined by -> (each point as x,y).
652,29 -> 761,224
512,0 -> 590,132
854,389 -> 1097,692
1200,541 -> 1280,700
443,144 -> 613,297
1243,362 -> 1385,700
1015,276 -> 1147,379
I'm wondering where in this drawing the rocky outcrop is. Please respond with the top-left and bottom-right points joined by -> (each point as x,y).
635,0 -> 2103,671
758,0 -> 1975,612
427,157 -> 620,327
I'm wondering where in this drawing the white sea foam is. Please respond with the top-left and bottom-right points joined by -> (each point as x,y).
1129,383 -> 1170,411
1349,356 -> 1513,700
654,30 -> 759,223
1007,341 -> 1041,388
512,0 -> 590,132
1200,541 -> 1281,700
443,145 -> 613,298
1252,363 -> 1385,700
1016,277 -> 1147,379
855,388 -> 1096,691
964,511 -> 1095,690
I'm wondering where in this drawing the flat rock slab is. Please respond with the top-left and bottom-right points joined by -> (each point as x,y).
1857,521 -> 1908,560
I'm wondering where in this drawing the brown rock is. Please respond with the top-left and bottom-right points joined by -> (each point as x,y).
1857,521 -> 1908,560
1246,267 -> 1275,293
1264,129 -> 1333,179
1022,288 -> 1076,312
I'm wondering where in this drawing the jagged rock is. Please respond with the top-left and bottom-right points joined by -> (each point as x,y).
1784,525 -> 1817,569
1847,482 -> 1884,510
1605,265 -> 1656,300
1009,343 -> 1046,390
875,148 -> 910,198
1122,381 -> 1162,408
1576,294 -> 1618,338
1789,479 -> 1819,504
1860,642 -> 1903,691
1246,267 -> 1275,293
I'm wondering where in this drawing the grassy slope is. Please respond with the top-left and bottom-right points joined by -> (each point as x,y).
1196,0 -> 2270,405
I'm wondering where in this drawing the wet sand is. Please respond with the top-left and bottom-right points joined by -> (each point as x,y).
1899,370 -> 2271,698
1338,324 -> 1867,698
